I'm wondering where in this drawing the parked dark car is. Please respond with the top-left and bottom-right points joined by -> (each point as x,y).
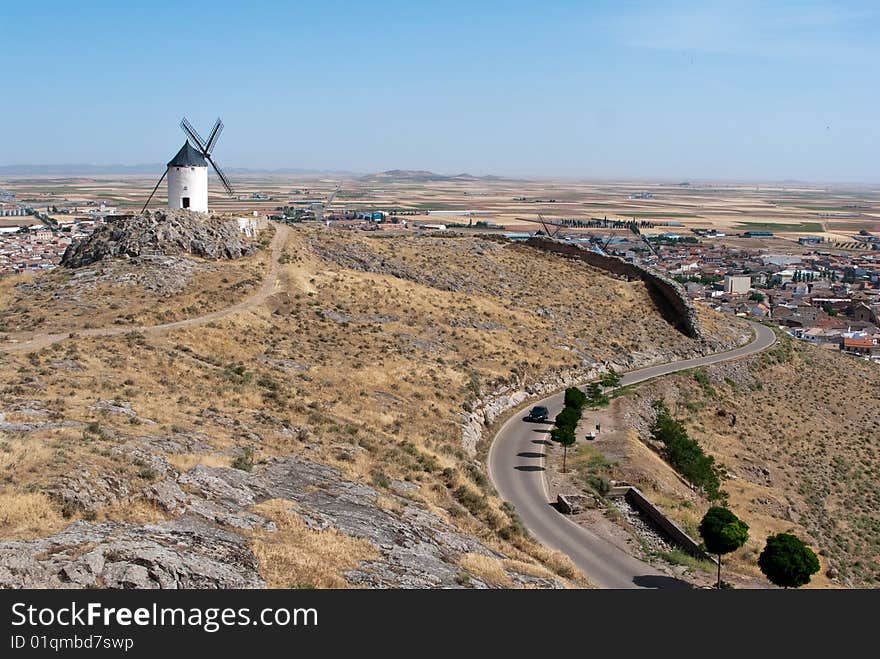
526,405 -> 549,422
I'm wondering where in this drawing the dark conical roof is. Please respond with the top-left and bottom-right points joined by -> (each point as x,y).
167,141 -> 207,167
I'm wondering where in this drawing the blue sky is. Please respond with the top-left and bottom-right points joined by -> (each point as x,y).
1,0 -> 878,182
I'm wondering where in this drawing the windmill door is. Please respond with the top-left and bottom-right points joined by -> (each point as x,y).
182,197 -> 190,209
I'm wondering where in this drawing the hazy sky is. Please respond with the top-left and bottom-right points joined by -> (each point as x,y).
2,0 -> 878,182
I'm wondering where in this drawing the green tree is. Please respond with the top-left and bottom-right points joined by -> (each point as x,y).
564,386 -> 587,410
586,382 -> 609,407
599,368 -> 621,388
699,506 -> 749,588
748,291 -> 765,303
554,406 -> 581,431
758,533 -> 820,588
550,424 -> 576,473
650,401 -> 722,500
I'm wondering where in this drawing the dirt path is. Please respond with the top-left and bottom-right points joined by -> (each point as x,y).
0,223 -> 291,355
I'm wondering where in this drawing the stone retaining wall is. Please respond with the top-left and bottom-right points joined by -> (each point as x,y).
617,486 -> 714,562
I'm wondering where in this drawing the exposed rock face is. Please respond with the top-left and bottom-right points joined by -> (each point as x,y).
0,456 -> 564,589
61,210 -> 256,268
0,519 -> 264,589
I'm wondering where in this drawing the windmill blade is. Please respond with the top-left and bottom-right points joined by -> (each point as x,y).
514,215 -> 561,236
180,116 -> 207,152
206,155 -> 235,197
204,118 -> 223,155
538,213 -> 551,236
325,182 -> 342,207
140,169 -> 168,213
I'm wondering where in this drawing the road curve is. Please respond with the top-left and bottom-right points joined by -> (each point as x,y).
1,223 -> 290,354
488,321 -> 776,589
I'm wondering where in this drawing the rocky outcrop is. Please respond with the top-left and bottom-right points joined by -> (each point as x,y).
0,519 -> 264,589
61,209 -> 256,268
48,470 -> 132,517
0,456 -> 564,589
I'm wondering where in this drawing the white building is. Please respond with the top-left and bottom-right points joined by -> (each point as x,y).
237,217 -> 257,238
724,274 -> 751,294
167,142 -> 208,213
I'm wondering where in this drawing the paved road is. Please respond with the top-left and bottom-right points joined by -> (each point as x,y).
1,223 -> 290,354
488,322 -> 776,589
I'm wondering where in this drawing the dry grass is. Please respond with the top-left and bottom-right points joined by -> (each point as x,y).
250,499 -> 379,589
0,491 -> 66,539
0,239 -> 270,334
0,225 -> 722,584
458,553 -> 513,587
98,499 -> 170,525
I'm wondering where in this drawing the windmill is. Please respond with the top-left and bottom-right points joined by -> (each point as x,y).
312,181 -> 343,222
629,222 -> 661,260
141,117 -> 235,213
514,213 -> 566,238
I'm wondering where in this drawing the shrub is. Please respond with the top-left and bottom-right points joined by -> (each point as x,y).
454,485 -> 488,516
599,369 -> 621,388
585,382 -> 609,407
231,447 -> 255,472
693,369 -> 716,397
650,401 -> 722,500
584,474 -> 610,496
138,467 -> 158,481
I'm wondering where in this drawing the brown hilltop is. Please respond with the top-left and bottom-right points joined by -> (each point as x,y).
0,225 -> 752,588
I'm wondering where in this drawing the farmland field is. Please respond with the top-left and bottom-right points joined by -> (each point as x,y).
1,173 -> 878,243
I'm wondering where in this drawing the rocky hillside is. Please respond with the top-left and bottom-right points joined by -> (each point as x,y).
61,209 -> 257,268
609,335 -> 880,587
0,225 -> 750,588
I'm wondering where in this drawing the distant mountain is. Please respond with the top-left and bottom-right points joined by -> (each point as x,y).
228,167 -> 359,177
359,169 -> 512,183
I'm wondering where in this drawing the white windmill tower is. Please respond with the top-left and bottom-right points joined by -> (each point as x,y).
142,117 -> 235,213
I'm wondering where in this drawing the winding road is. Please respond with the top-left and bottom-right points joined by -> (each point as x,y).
1,223 -> 290,354
488,321 -> 777,589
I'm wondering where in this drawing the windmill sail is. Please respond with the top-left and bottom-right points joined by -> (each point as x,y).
207,156 -> 235,197
204,119 -> 223,154
180,116 -> 235,198
180,117 -> 207,151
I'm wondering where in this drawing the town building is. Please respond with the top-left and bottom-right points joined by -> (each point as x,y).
724,274 -> 751,294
